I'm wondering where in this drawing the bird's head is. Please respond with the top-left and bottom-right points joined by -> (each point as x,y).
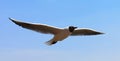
69,26 -> 77,32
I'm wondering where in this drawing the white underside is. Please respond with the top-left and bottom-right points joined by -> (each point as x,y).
45,29 -> 71,45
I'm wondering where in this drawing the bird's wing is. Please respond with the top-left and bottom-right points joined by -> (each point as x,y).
71,28 -> 103,36
9,18 -> 62,35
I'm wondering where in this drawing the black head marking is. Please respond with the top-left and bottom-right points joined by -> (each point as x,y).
69,26 -> 77,32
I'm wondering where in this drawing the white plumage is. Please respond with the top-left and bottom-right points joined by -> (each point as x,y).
9,18 -> 103,45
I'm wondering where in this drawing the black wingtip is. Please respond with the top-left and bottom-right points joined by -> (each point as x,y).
9,17 -> 13,20
96,32 -> 104,35
100,32 -> 104,34
9,18 -> 21,23
9,18 -> 22,26
9,17 -> 16,22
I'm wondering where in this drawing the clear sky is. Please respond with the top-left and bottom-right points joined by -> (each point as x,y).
1,0 -> 120,61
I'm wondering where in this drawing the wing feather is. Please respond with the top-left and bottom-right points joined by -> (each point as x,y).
9,18 -> 62,35
71,28 -> 103,36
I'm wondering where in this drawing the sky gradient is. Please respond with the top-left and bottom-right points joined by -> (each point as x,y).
1,0 -> 120,61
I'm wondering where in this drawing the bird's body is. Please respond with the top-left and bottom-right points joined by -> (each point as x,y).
46,29 -> 71,45
53,29 -> 71,41
9,18 -> 104,45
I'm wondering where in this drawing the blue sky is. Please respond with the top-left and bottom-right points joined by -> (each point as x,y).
1,0 -> 120,61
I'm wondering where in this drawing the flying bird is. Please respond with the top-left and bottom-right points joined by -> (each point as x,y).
9,18 -> 104,45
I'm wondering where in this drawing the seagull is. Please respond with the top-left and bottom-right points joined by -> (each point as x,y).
9,18 -> 104,45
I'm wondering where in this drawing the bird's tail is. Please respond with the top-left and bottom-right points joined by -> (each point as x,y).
45,40 -> 57,46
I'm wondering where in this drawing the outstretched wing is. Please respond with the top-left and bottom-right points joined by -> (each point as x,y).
71,28 -> 104,36
9,18 -> 62,35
